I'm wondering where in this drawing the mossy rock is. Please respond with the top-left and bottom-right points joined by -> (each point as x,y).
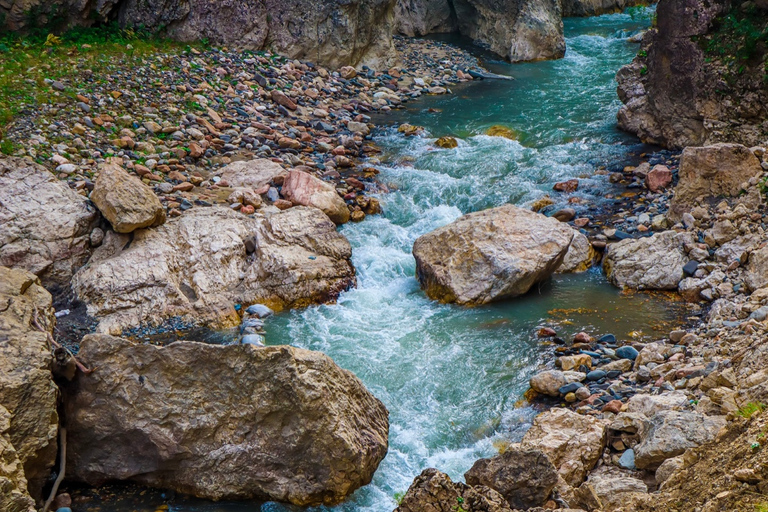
435,136 -> 458,149
485,125 -> 519,140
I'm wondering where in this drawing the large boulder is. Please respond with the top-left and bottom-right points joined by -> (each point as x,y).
65,334 -> 389,506
0,405 -> 36,512
218,159 -> 287,190
281,170 -> 350,225
412,204 -> 575,305
671,144 -> 762,209
745,245 -> 768,291
395,468 -> 513,512
0,267 -> 58,500
90,163 -> 165,233
464,445 -> 558,509
72,206 -> 355,334
616,0 -> 768,149
1,0 -> 397,69
0,157 -> 100,291
634,411 -> 726,470
603,231 -> 694,290
557,231 -> 598,273
521,408 -> 607,487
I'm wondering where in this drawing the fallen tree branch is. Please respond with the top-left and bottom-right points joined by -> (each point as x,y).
32,307 -> 93,375
41,427 -> 66,512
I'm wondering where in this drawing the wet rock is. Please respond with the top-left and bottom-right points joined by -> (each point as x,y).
615,345 -> 639,360
281,170 -> 350,225
395,468 -> 512,512
0,267 -> 58,500
530,370 -> 585,396
464,445 -> 558,509
603,230 -> 693,290
412,204 -> 575,305
553,179 -> 579,193
0,157 -> 99,289
435,136 -> 458,148
634,411 -> 726,469
553,208 -> 576,222
72,207 -> 355,334
521,408 -> 607,486
65,335 -> 389,506
218,159 -> 288,190
90,163 -> 165,233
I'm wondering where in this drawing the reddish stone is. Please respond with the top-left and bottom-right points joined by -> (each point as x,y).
274,199 -> 293,210
573,332 -> 592,343
553,179 -> 579,193
172,182 -> 194,192
538,327 -> 557,338
240,205 -> 255,215
189,142 -> 204,158
645,164 -> 673,192
574,217 -> 590,227
271,90 -> 297,110
601,400 -> 623,414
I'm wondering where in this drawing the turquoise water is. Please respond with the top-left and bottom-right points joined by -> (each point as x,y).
74,8 -> 679,512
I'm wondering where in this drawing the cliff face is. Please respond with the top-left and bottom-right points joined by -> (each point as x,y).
395,0 -> 565,62
0,0 -> 397,69
617,0 -> 768,149
560,0 -> 648,16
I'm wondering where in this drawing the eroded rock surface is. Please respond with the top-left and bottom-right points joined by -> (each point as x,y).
561,0 -> 647,16
72,206 -> 355,334
603,231 -> 694,290
0,157 -> 100,290
0,405 -> 36,512
0,267 -> 58,500
413,204 -> 575,305
634,411 -> 726,469
65,334 -> 389,506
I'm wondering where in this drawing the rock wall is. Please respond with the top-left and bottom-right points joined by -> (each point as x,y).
65,335 -> 389,506
0,267 -> 59,502
0,0 -> 397,69
560,0 -> 648,16
394,0 -> 565,62
617,0 -> 768,149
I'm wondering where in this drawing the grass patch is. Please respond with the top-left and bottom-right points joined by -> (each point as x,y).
0,23 -> 200,129
738,402 -> 766,419
701,5 -> 768,81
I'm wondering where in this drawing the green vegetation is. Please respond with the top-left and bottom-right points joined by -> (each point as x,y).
756,503 -> 768,512
703,5 -> 768,80
738,402 -> 766,419
455,496 -> 467,512
0,23 -> 198,132
393,492 -> 405,505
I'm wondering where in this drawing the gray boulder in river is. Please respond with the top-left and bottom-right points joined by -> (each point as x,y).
64,334 -> 390,506
412,204 -> 576,305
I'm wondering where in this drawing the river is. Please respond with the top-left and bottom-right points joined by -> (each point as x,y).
74,7 -> 679,512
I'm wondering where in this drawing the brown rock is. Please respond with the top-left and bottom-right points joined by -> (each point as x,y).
91,164 -> 166,233
464,445 -> 558,509
65,335 -> 388,506
553,179 -> 579,193
281,170 -> 350,224
271,90 -> 297,110
0,404 -> 36,512
395,468 -> 512,512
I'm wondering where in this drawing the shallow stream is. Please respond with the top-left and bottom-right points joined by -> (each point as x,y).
74,8 -> 686,512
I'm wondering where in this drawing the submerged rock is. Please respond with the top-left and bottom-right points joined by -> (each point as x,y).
412,204 -> 575,305
65,335 -> 389,506
72,206 -> 355,334
464,445 -> 558,509
395,468 -> 512,512
0,266 -> 59,500
603,231 -> 693,290
90,163 -> 166,233
0,157 -> 100,290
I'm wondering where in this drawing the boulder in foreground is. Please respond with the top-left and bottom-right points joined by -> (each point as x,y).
412,204 -> 575,305
603,231 -> 693,290
72,206 -> 355,334
65,334 -> 389,506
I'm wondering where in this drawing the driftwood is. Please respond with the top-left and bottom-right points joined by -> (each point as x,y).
41,427 -> 66,512
31,306 -> 93,375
